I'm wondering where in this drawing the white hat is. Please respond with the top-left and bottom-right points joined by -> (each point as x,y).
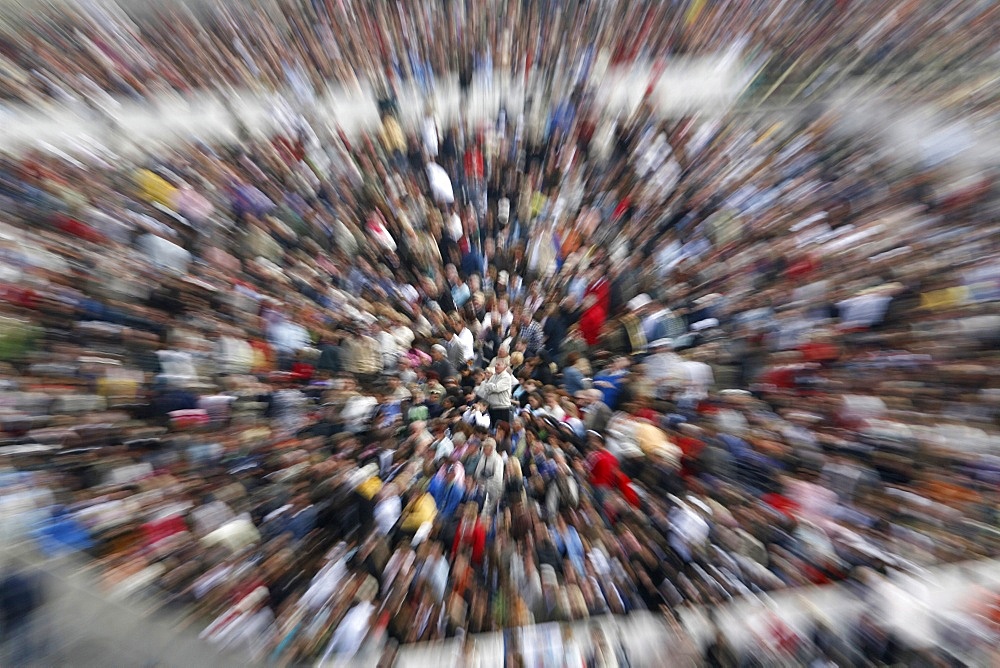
627,294 -> 652,311
432,343 -> 447,354
650,338 -> 674,349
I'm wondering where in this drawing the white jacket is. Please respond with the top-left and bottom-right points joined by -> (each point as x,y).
474,452 -> 504,492
476,369 -> 513,409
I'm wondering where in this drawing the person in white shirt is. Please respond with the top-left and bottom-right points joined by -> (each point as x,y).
463,401 -> 491,430
524,281 -> 545,316
536,391 -> 566,421
476,359 -> 514,425
216,330 -> 254,375
319,576 -> 378,663
431,422 -> 455,462
373,324 -> 402,372
373,484 -> 402,536
267,317 -> 309,368
300,545 -> 350,611
678,354 -> 715,407
604,411 -> 640,461
421,105 -> 439,158
644,339 -> 686,399
420,540 -> 450,603
479,298 -> 513,336
473,438 -> 505,511
444,318 -> 475,369
341,391 -> 378,434
426,162 -> 454,205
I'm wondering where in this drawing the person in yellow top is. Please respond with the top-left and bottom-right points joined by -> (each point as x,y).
379,112 -> 407,165
920,285 -> 968,311
400,488 -> 438,534
633,419 -> 682,469
356,474 -> 383,502
135,168 -> 178,207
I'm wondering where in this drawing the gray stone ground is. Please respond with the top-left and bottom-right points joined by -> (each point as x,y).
2,545 -> 250,668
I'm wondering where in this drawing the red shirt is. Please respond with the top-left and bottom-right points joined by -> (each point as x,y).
587,450 -> 639,506
464,148 -> 484,180
452,518 -> 487,566
799,341 -> 839,364
632,408 -> 658,422
290,362 -> 314,383
761,493 -> 799,520
578,304 -> 606,346
586,277 -> 610,314
588,449 -> 620,489
676,435 -> 704,479
54,215 -> 104,243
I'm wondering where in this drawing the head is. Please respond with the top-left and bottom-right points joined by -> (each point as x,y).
507,457 -> 523,478
483,438 -> 497,458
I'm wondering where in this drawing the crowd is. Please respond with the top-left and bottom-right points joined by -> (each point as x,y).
0,23 -> 999,666
0,0 -> 996,111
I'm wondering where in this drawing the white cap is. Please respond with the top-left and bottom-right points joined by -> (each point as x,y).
690,318 -> 719,332
627,294 -> 652,311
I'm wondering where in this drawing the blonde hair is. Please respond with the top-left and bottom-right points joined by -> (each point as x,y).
507,456 -> 523,479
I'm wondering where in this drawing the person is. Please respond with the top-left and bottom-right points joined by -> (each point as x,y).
473,438 -> 505,511
504,457 -> 530,541
430,343 -> 457,382
319,575 -> 378,662
586,433 -> 639,508
592,356 -> 630,410
477,359 -> 514,426
430,420 -> 455,462
562,352 -> 589,395
451,503 -> 487,567
578,389 -> 613,434
430,462 -> 466,519
316,332 -> 343,376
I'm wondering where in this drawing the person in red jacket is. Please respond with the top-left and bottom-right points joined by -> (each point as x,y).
289,350 -> 315,383
585,271 -> 611,315
451,503 -> 487,567
578,294 -> 606,347
586,434 -> 640,507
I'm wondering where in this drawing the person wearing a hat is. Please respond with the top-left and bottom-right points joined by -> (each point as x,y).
642,298 -> 687,346
645,338 -> 685,402
599,293 -> 650,355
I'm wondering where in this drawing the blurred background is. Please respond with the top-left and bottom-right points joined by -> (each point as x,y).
0,1 -> 998,667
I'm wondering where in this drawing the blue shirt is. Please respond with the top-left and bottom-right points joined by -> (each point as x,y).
429,474 -> 463,518
553,526 -> 586,576
592,370 -> 627,409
